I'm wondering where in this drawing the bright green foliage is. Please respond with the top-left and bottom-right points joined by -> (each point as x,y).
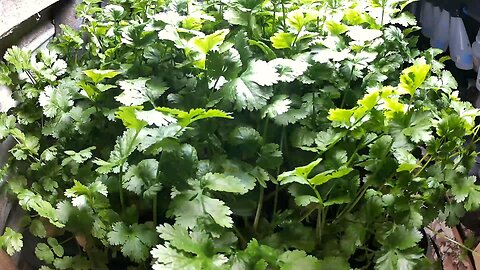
0,228 -> 23,255
0,0 -> 479,268
107,222 -> 158,262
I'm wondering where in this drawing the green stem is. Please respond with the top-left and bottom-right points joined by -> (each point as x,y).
253,187 -> 265,233
298,205 -> 317,222
380,4 -> 385,26
414,155 -> 433,177
119,173 -> 125,211
273,127 -> 286,217
316,206 -> 323,243
153,195 -> 158,225
340,65 -> 356,108
334,182 -> 368,224
233,225 -> 247,248
118,129 -> 141,211
281,0 -> 287,29
272,2 -> 277,32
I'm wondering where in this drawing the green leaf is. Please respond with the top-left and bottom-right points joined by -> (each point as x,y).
203,172 -> 254,194
270,32 -> 295,49
169,182 -> 234,228
4,46 -> 31,72
375,250 -> 422,270
287,9 -> 315,32
326,20 -> 349,35
156,224 -> 206,254
278,250 -> 321,270
116,77 -> 165,106
47,238 -> 64,257
319,257 -> 350,270
159,143 -> 198,188
347,26 -> 382,42
295,158 -> 322,178
30,219 -> 47,238
190,29 -> 229,54
83,69 -> 121,84
107,222 -> 158,263
257,143 -> 283,170
157,108 -> 232,128
94,129 -> 140,174
384,225 -> 422,250
310,167 -> 353,185
0,114 -> 16,140
39,85 -> 74,118
221,60 -> 278,111
123,159 -> 161,196
261,95 -> 291,119
398,63 -> 431,96
0,228 -> 23,255
269,58 -> 309,83
315,129 -> 346,152
116,106 -> 148,131
394,149 -> 419,172
62,146 -> 96,166
35,243 -> 54,263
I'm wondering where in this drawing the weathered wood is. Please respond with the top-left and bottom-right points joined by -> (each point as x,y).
0,249 -> 18,270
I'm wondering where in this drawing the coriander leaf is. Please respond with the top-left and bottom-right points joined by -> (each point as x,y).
83,69 -> 121,84
47,238 -> 64,257
190,29 -> 229,55
221,60 -> 278,111
257,143 -> 283,170
62,146 -> 96,166
383,225 -> 422,250
347,26 -> 382,42
270,32 -> 295,49
398,63 -> 430,96
315,129 -> 346,152
156,224 -> 206,254
169,184 -> 233,228
261,95 -> 291,119
35,243 -> 54,263
326,20 -> 349,35
4,46 -> 31,72
310,167 -> 353,185
53,255 -> 94,270
107,222 -> 158,263
39,85 -> 74,118
94,129 -> 140,174
123,159 -> 161,196
116,106 -> 148,131
30,219 -> 47,238
278,250 -> 321,270
0,114 -> 16,139
0,227 -> 23,255
116,77 -> 165,106
136,109 -> 177,127
157,108 -> 232,128
203,172 -> 253,194
394,148 -> 419,172
269,58 -> 309,82
375,250 -> 422,270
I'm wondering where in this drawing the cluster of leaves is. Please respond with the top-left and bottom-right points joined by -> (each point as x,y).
0,0 -> 479,269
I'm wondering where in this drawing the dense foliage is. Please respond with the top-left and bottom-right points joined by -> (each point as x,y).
0,0 -> 480,269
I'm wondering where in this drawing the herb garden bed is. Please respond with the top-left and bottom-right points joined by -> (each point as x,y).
1,0 -> 480,269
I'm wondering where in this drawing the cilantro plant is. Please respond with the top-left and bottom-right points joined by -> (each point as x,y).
0,0 -> 479,269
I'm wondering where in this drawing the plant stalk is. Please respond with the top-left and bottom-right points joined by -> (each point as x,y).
316,206 -> 323,243
253,187 -> 265,233
153,195 -> 158,225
